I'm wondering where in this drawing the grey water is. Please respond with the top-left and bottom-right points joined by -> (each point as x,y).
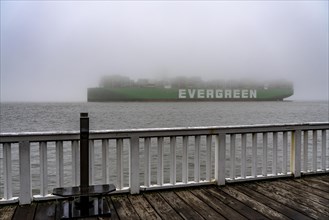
1,101 -> 328,132
0,101 -> 328,197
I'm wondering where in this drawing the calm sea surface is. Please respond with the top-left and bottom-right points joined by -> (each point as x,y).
1,101 -> 328,132
0,101 -> 328,196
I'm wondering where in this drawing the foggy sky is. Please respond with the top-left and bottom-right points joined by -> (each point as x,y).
1,1 -> 328,102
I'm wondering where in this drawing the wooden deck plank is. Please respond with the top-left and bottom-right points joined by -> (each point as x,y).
206,187 -> 269,220
305,176 -> 329,185
190,187 -> 248,220
111,195 -> 140,220
160,190 -> 205,220
294,178 -> 329,193
128,194 -> 161,220
12,203 -> 37,220
34,202 -> 56,220
234,184 -> 312,220
175,190 -> 226,220
103,196 -> 119,220
316,174 -> 329,182
143,192 -> 183,220
309,177 -> 329,186
271,180 -> 329,207
0,205 -> 16,220
257,181 -> 329,216
2,174 -> 329,220
220,186 -> 289,220
245,182 -> 329,219
279,178 -> 329,200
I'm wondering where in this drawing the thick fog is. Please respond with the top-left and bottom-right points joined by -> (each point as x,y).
1,1 -> 328,101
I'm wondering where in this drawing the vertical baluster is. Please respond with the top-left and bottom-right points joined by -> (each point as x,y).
102,139 -> 109,184
312,130 -> 317,172
273,132 -> 278,175
19,141 -> 31,205
283,132 -> 288,174
230,134 -> 236,179
252,133 -> 257,177
321,130 -> 327,170
170,136 -> 176,185
182,136 -> 188,184
116,139 -> 123,189
130,136 -> 140,194
89,140 -> 95,185
291,130 -> 301,177
3,143 -> 12,200
215,133 -> 226,185
157,137 -> 164,186
303,131 -> 308,172
206,135 -> 212,182
39,142 -> 48,196
262,133 -> 268,176
194,135 -> 200,183
241,133 -> 247,179
144,137 -> 151,187
72,140 -> 79,186
56,141 -> 64,187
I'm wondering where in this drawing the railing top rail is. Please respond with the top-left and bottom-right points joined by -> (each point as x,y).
1,122 -> 328,143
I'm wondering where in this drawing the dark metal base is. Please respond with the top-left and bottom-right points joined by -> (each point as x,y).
59,197 -> 111,219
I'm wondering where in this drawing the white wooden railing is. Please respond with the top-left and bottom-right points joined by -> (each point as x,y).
0,122 -> 328,204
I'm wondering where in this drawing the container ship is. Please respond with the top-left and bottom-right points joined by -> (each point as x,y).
87,75 -> 293,102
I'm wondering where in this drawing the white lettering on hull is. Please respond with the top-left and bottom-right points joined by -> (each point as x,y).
178,89 -> 257,99
206,90 -> 214,98
188,89 -> 196,98
179,89 -> 186,98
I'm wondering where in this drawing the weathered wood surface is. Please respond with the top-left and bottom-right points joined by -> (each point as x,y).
0,174 -> 328,220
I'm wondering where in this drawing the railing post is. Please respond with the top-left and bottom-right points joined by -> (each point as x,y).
262,132 -> 268,176
273,132 -> 278,175
157,137 -> 164,186
241,133 -> 247,178
19,141 -> 31,205
321,130 -> 327,170
182,136 -> 188,184
283,132 -> 288,174
3,143 -> 12,200
89,140 -> 95,185
303,131 -> 308,172
72,140 -> 79,186
206,135 -> 212,182
194,135 -> 200,183
291,130 -> 301,177
252,133 -> 257,177
230,134 -> 236,179
56,141 -> 64,187
170,136 -> 177,184
116,139 -> 124,189
102,139 -> 109,184
312,130 -> 317,172
144,137 -> 151,187
130,135 -> 140,194
215,133 -> 226,185
39,142 -> 48,196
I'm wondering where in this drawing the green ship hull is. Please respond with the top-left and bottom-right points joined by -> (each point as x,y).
87,87 -> 294,102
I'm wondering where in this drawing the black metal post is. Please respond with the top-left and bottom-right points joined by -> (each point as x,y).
80,112 -> 89,191
53,113 -> 115,219
80,113 -> 90,216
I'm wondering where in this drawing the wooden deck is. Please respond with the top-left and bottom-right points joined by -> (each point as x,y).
1,174 -> 329,220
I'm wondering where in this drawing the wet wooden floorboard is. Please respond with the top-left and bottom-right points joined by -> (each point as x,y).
1,174 -> 328,220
